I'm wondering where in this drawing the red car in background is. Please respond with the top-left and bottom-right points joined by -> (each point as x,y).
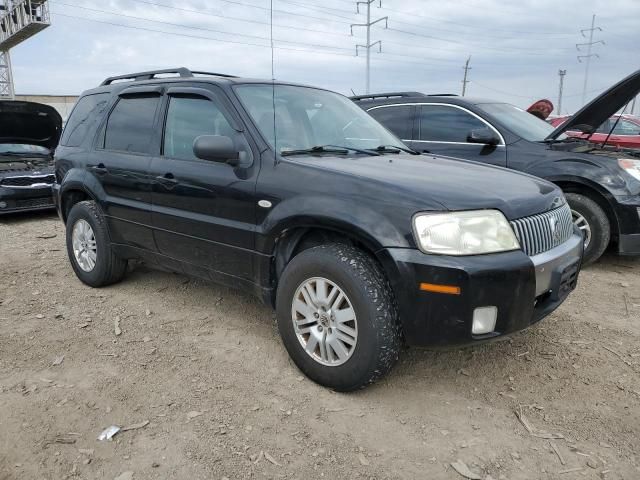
549,114 -> 640,149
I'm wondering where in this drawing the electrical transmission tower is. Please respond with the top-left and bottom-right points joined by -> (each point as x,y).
557,69 -> 566,115
0,0 -> 51,99
350,0 -> 388,94
461,56 -> 471,96
577,14 -> 604,106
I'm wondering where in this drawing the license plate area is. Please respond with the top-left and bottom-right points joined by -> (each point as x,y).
551,260 -> 580,301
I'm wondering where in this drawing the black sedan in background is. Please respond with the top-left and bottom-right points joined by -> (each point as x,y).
0,101 -> 62,215
353,69 -> 640,265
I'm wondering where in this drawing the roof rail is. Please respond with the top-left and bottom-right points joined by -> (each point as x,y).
100,67 -> 238,86
427,93 -> 459,97
350,91 -> 426,101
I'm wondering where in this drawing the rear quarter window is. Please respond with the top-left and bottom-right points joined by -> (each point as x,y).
59,93 -> 110,147
103,95 -> 160,154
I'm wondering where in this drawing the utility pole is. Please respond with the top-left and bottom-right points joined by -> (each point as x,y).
351,0 -> 388,94
629,95 -> 637,115
557,69 -> 566,115
577,14 -> 604,106
461,56 -> 471,96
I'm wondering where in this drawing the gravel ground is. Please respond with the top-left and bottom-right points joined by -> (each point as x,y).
1,211 -> 639,480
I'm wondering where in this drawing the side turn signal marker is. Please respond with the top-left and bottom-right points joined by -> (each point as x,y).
419,282 -> 461,295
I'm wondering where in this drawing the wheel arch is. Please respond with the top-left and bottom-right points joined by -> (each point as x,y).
552,177 -> 620,242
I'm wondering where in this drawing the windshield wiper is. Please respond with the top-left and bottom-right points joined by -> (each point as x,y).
281,145 -> 381,157
0,151 -> 49,157
372,144 -> 418,155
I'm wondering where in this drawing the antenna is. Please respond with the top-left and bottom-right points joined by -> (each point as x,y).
270,0 -> 278,162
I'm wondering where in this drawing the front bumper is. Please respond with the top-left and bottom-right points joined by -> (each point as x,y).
379,229 -> 583,346
0,184 -> 55,214
613,195 -> 640,255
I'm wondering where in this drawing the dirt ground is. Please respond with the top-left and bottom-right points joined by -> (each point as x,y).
0,211 -> 639,480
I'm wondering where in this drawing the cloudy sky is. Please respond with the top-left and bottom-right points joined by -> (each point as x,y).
10,0 -> 640,114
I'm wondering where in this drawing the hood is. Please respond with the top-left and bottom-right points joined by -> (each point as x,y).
546,69 -> 640,140
298,154 -> 563,220
0,101 -> 63,150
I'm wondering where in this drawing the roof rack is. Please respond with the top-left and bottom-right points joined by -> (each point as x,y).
351,92 -> 426,101
100,67 -> 237,86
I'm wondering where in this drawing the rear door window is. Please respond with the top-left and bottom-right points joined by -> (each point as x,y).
104,95 -> 160,154
163,96 -> 235,161
418,105 -> 487,143
60,93 -> 110,147
367,105 -> 414,140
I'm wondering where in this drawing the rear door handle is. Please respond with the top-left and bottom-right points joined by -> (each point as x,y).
156,173 -> 179,188
90,163 -> 108,175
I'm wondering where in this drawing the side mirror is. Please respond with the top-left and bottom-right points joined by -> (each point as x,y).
193,135 -> 240,166
467,128 -> 500,146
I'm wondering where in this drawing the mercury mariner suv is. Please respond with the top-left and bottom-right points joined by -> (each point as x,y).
53,68 -> 583,391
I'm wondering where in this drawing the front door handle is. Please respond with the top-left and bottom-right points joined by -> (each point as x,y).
90,163 -> 108,175
156,173 -> 179,188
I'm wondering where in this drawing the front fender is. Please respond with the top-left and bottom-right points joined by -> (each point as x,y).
256,194 -> 413,254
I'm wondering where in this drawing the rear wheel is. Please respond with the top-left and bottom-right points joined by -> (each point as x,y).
276,243 -> 401,391
565,192 -> 610,265
66,200 -> 127,287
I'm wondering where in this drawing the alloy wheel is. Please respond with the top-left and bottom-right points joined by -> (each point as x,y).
291,277 -> 358,367
571,209 -> 592,249
72,219 -> 98,272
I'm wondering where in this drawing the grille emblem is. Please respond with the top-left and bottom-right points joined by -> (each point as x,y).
549,217 -> 561,242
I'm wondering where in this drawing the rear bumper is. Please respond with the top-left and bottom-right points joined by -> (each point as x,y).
0,184 -> 55,214
378,229 -> 583,346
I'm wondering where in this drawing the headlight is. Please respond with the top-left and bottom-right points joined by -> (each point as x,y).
413,210 -> 520,255
619,158 -> 640,182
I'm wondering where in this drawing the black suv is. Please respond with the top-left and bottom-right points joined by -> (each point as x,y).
54,68 -> 582,391
0,101 -> 61,214
353,69 -> 640,265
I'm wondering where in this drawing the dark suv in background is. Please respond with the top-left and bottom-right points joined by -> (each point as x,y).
54,68 -> 582,390
353,69 -> 640,265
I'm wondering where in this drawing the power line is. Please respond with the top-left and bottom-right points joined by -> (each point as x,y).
50,11 -> 461,70
295,0 -> 576,36
577,14 -> 604,106
52,2 -> 473,67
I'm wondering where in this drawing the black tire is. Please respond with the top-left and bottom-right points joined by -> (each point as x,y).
565,192 -> 610,265
276,243 -> 401,391
65,200 -> 127,287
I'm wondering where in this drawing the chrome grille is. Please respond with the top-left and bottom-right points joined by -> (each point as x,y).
510,204 -> 573,256
0,174 -> 55,188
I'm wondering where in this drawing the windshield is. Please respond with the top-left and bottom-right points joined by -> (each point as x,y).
0,143 -> 49,155
235,84 -> 406,154
480,103 -> 567,142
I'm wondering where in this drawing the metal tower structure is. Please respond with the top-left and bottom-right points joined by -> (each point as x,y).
461,56 -> 471,96
577,14 -> 603,107
0,0 -> 51,99
557,69 -> 566,115
350,0 -> 388,94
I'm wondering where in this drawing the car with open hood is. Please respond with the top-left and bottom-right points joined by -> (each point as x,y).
0,100 -> 62,214
353,69 -> 640,265
54,68 -> 582,391
548,114 -> 640,150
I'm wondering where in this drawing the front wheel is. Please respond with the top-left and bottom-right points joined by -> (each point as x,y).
65,200 -> 127,287
565,192 -> 610,265
276,244 -> 401,391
